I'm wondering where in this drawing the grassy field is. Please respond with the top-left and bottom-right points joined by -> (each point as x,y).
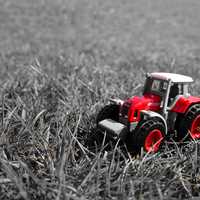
1,0 -> 200,199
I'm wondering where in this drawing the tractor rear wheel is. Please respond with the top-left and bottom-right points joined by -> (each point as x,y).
130,119 -> 165,152
178,104 -> 200,140
96,104 -> 119,125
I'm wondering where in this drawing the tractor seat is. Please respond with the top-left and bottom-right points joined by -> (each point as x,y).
168,84 -> 179,106
169,84 -> 179,99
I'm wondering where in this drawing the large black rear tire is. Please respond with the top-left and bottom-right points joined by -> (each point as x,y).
129,118 -> 165,152
178,104 -> 200,140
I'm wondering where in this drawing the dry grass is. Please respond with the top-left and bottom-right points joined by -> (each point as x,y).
1,0 -> 200,199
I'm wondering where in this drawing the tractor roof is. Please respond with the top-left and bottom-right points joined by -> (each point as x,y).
149,72 -> 193,83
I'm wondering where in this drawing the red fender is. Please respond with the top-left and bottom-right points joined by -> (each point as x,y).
171,96 -> 200,113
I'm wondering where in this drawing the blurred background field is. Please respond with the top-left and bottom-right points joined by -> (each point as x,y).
1,0 -> 200,199
1,0 -> 200,74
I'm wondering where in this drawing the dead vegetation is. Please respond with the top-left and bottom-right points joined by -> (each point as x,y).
0,58 -> 200,199
1,0 -> 200,199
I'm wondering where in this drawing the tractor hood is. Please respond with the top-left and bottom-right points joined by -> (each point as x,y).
128,94 -> 161,112
121,94 -> 161,122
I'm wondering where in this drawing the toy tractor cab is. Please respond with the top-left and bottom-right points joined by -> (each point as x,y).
96,72 -> 200,152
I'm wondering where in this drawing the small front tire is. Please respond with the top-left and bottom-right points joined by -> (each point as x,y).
96,104 -> 119,125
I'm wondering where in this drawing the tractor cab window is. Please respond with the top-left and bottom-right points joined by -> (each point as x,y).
143,77 -> 168,97
169,83 -> 185,98
169,84 -> 179,99
152,80 -> 160,92
183,84 -> 190,95
168,83 -> 185,106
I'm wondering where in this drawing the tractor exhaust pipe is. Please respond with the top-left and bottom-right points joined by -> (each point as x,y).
98,119 -> 128,141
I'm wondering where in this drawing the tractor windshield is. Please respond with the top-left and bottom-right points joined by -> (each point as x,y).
143,77 -> 168,97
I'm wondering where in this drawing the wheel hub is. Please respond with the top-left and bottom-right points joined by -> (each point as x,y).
190,115 -> 200,139
144,129 -> 163,152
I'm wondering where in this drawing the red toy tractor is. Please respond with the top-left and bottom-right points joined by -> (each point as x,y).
96,72 -> 200,152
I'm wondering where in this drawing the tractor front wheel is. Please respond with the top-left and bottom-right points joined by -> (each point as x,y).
130,119 -> 165,153
88,104 -> 120,151
96,104 -> 119,125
